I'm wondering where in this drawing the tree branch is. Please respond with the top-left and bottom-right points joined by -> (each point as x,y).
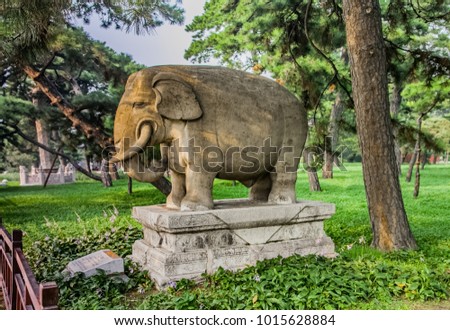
6,123 -> 102,181
39,53 -> 56,77
384,38 -> 450,75
0,129 -> 17,140
22,65 -> 113,148
304,0 -> 353,106
409,0 -> 450,22
4,135 -> 36,154
419,94 -> 440,121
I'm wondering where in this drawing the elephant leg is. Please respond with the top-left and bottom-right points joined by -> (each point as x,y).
268,156 -> 299,204
249,173 -> 272,202
181,169 -> 215,211
166,170 -> 186,209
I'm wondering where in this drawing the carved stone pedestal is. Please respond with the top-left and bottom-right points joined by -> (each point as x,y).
131,199 -> 336,288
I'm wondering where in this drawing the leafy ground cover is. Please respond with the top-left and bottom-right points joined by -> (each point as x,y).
0,163 -> 448,309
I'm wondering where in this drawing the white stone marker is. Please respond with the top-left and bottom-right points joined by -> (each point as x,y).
65,249 -> 124,278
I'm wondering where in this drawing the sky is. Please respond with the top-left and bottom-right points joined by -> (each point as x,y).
77,0 -> 213,67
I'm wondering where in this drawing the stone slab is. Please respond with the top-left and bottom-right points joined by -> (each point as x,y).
65,249 -> 124,278
132,199 -> 335,232
131,199 -> 336,288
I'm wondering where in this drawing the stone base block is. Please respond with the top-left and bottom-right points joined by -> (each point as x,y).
131,199 -> 336,288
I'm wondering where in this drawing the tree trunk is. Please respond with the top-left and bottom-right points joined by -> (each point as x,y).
43,149 -> 60,188
413,161 -> 421,198
100,159 -> 112,187
85,154 -> 92,173
343,0 -> 417,250
23,65 -> 112,148
390,82 -> 403,175
308,171 -> 322,192
393,138 -> 402,175
413,115 -> 425,198
322,92 -> 345,179
128,177 -> 133,194
420,151 -> 427,170
322,150 -> 334,179
303,149 -> 321,191
109,162 -> 120,180
406,147 -> 418,183
32,89 -> 53,169
68,76 -> 83,96
34,119 -> 53,168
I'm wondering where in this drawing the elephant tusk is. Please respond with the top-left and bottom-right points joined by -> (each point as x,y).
111,123 -> 153,163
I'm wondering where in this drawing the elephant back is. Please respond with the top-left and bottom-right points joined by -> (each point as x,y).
147,65 -> 306,152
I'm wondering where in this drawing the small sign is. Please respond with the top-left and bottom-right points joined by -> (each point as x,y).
65,249 -> 124,278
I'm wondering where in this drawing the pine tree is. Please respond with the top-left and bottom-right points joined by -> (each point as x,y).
184,0 -> 448,250
1,0 -> 184,192
343,0 -> 417,250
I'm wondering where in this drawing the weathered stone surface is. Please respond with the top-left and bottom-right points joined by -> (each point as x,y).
132,199 -> 336,288
19,164 -> 75,186
65,249 -> 124,278
112,65 -> 308,212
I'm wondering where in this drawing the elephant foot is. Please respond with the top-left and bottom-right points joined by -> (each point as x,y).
248,174 -> 271,202
269,172 -> 297,204
166,201 -> 180,210
180,199 -> 213,212
249,194 -> 269,203
268,191 -> 296,204
166,194 -> 182,210
249,188 -> 270,202
248,189 -> 269,203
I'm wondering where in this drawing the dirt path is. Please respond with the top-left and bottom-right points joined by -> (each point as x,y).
407,299 -> 450,310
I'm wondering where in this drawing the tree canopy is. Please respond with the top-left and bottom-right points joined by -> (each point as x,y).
0,0 -> 183,191
1,0 -> 184,62
185,0 -> 449,250
185,0 -> 449,159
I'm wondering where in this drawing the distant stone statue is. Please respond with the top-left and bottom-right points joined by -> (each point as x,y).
64,164 -> 73,175
112,66 -> 308,211
19,163 -> 75,186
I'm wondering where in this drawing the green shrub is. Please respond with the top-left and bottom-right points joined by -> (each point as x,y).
26,225 -> 153,310
138,254 -> 449,310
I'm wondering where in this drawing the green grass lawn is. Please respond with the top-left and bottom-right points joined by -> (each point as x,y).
0,163 -> 449,309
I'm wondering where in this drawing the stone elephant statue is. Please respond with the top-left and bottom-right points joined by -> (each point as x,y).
112,65 -> 307,211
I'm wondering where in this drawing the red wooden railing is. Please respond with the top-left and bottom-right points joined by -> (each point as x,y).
0,218 -> 58,310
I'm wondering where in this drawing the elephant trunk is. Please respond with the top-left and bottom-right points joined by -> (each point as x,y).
124,155 -> 166,183
111,123 -> 153,163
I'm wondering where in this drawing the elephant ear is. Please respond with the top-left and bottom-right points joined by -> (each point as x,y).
152,72 -> 203,120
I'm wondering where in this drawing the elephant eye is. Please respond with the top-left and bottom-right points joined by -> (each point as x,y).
133,102 -> 147,108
